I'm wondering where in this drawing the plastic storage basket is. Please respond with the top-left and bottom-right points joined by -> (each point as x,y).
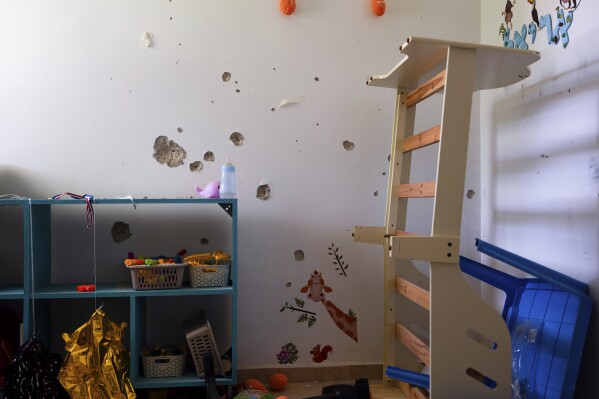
189,264 -> 230,288
127,264 -> 186,290
185,312 -> 224,377
141,347 -> 187,378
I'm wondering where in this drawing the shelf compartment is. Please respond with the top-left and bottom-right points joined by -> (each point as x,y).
0,285 -> 25,299
134,370 -> 235,389
33,283 -> 234,298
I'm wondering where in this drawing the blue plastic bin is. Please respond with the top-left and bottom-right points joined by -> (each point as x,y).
386,239 -> 592,399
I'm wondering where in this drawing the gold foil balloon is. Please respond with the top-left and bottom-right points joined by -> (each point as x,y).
58,309 -> 136,399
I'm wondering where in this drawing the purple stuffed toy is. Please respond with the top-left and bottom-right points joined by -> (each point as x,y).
195,180 -> 220,199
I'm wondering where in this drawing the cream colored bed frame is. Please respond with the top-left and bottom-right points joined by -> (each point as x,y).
353,37 -> 540,399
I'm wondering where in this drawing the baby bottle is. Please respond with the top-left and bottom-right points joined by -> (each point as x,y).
219,156 -> 236,198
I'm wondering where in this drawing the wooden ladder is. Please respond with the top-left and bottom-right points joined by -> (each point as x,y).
353,37 -> 540,399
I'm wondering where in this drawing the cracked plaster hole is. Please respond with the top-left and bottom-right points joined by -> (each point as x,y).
204,151 -> 215,162
294,250 -> 305,261
111,221 -> 132,243
466,189 -> 475,199
256,184 -> 271,200
230,132 -> 245,146
189,161 -> 204,172
200,238 -> 209,245
222,72 -> 231,82
343,140 -> 355,151
178,127 -> 183,133
153,136 -> 187,168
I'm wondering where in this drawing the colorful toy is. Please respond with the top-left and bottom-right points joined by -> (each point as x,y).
242,378 -> 267,392
235,390 -> 273,399
195,180 -> 220,199
371,0 -> 385,16
76,284 -> 96,292
280,0 -> 296,15
269,373 -> 288,391
124,249 -> 188,266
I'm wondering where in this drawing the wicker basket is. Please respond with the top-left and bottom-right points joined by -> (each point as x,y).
185,312 -> 224,377
141,346 -> 186,378
189,264 -> 230,288
127,264 -> 186,290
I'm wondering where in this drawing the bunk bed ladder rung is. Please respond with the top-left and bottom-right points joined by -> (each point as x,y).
398,381 -> 429,399
403,125 -> 441,153
405,69 -> 446,108
395,276 -> 430,311
398,181 -> 436,198
396,322 -> 430,367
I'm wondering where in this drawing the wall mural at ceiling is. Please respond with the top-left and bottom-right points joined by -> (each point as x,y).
499,0 -> 582,49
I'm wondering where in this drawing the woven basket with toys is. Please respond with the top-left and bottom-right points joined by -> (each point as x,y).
185,251 -> 231,288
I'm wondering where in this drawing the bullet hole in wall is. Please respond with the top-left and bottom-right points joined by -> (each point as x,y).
271,108 -> 275,112
236,89 -> 240,93
230,132 -> 245,146
343,140 -> 355,151
200,238 -> 209,245
111,221 -> 132,243
153,136 -> 187,167
189,161 -> 204,172
222,72 -> 231,82
374,190 -> 379,197
314,77 -> 320,82
294,250 -> 305,261
204,151 -> 215,162
541,154 -> 550,158
466,189 -> 475,199
286,282 -> 292,288
382,172 -> 386,175
178,127 -> 183,133
257,184 -> 271,200
387,155 -> 391,162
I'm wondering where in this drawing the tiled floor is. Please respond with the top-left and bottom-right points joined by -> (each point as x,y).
281,380 -> 407,399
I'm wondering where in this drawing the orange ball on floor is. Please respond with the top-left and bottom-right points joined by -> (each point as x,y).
269,372 -> 288,391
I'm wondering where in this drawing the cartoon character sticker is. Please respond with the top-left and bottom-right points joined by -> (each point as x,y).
300,270 -> 358,342
499,0 -> 581,49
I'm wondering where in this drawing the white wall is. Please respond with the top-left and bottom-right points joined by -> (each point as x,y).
0,0 -> 479,371
480,0 -> 598,396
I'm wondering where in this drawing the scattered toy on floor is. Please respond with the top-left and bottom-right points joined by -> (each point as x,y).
269,372 -> 288,391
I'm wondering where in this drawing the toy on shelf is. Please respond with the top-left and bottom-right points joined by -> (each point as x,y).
195,180 -> 221,199
124,250 -> 188,290
185,251 -> 232,288
124,248 -> 188,265
141,345 -> 187,378
76,284 -> 96,292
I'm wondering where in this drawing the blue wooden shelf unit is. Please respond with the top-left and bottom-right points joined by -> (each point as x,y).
0,197 -> 238,390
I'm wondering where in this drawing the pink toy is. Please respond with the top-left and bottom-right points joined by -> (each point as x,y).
195,180 -> 220,199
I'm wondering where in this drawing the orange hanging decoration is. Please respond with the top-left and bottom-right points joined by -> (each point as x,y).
280,0 -> 296,15
371,0 -> 385,16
